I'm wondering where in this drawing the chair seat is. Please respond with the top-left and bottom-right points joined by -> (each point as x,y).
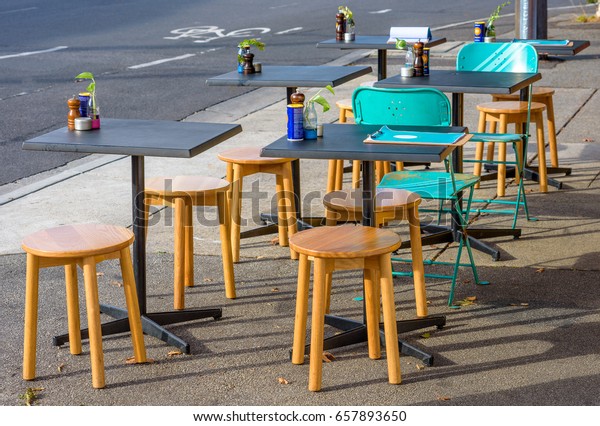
378,171 -> 480,200
145,176 -> 229,197
289,224 -> 401,259
477,101 -> 545,114
21,224 -> 134,258
217,146 -> 294,164
470,132 -> 523,143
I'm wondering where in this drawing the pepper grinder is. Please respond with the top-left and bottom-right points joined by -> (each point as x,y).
336,12 -> 345,41
67,96 -> 81,131
242,50 -> 255,74
290,90 -> 305,105
413,41 -> 424,77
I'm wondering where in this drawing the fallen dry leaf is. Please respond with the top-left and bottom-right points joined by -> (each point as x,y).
270,237 -> 280,245
520,302 -> 529,307
277,377 -> 290,385
536,268 -> 545,273
167,350 -> 183,357
96,272 -> 105,277
416,364 -> 425,371
57,363 -> 65,373
437,396 -> 451,401
420,332 -> 431,339
466,296 -> 477,301
271,287 -> 280,292
583,137 -> 594,142
126,356 -> 154,364
111,280 -> 123,288
203,278 -> 213,282
322,352 -> 335,362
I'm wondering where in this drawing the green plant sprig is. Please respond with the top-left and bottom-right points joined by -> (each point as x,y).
486,1 -> 511,35
338,6 -> 354,24
237,39 -> 265,64
306,85 -> 335,113
395,38 -> 407,50
74,71 -> 98,114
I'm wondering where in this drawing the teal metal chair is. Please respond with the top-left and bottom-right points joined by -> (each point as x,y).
456,42 -> 540,228
352,86 -> 487,306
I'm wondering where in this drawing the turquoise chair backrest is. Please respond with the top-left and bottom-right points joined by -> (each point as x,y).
456,42 -> 538,73
352,87 -> 452,127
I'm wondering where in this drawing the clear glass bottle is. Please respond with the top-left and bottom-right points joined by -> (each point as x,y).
404,47 -> 414,68
303,102 -> 318,140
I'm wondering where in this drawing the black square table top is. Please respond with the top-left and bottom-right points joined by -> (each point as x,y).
497,39 -> 591,56
316,36 -> 447,50
261,123 -> 467,164
374,69 -> 542,95
206,65 -> 373,88
22,118 -> 242,158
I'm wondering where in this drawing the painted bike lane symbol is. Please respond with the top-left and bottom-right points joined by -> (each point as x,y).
164,26 -> 271,43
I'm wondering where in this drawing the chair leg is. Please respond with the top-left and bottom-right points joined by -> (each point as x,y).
497,114 -> 508,197
64,263 -> 82,355
378,253 -> 401,385
292,254 -> 311,365
82,256 -> 105,389
119,247 -> 147,363
173,197 -> 185,310
473,111 -> 487,185
23,253 -> 40,381
218,191 -> 236,299
308,257 -> 328,391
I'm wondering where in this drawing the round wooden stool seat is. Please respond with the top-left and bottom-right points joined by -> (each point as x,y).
22,223 -> 146,389
289,225 -> 402,391
218,146 -> 298,263
322,189 -> 428,318
289,224 -> 401,259
145,175 -> 235,304
491,86 -> 555,101
476,100 -> 546,114
22,223 -> 134,258
145,175 -> 229,196
217,146 -> 294,165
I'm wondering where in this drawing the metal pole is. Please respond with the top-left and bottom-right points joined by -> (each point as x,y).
515,0 -> 547,39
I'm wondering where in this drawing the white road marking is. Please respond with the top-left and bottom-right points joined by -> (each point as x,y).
369,9 -> 392,14
128,53 -> 196,69
0,7 -> 37,15
0,46 -> 68,60
275,27 -> 303,35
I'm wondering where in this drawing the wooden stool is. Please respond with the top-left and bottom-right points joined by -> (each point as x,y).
289,225 -> 402,392
323,188 -> 428,317
144,176 -> 236,304
22,224 -> 147,389
492,87 -> 559,168
218,147 -> 298,262
475,100 -> 548,195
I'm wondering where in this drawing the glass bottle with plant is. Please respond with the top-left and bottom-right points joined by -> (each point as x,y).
237,39 -> 265,73
303,85 -> 335,139
75,71 -> 100,128
485,1 -> 511,41
338,6 -> 355,40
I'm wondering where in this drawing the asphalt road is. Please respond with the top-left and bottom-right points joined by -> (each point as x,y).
0,0 -> 579,185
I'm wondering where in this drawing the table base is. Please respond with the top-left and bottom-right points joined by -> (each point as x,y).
298,315 -> 446,366
51,304 -> 222,354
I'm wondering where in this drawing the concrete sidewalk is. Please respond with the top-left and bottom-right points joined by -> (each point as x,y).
1,13 -> 599,406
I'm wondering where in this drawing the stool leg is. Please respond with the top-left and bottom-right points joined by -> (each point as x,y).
230,164 -> 243,263
378,253 -> 401,385
352,160 -> 361,189
545,95 -> 559,168
282,162 -> 299,260
82,256 -> 105,389
408,206 -> 428,318
326,160 -> 338,193
23,253 -> 40,381
364,266 -> 381,360
64,263 -> 82,355
184,198 -> 194,288
335,160 -> 344,191
292,254 -> 311,365
275,174 -> 289,248
218,191 -> 236,299
173,197 -> 185,310
119,247 -> 147,363
308,257 -> 329,391
534,113 -> 548,193
474,112 -> 487,187
497,114 -> 508,197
